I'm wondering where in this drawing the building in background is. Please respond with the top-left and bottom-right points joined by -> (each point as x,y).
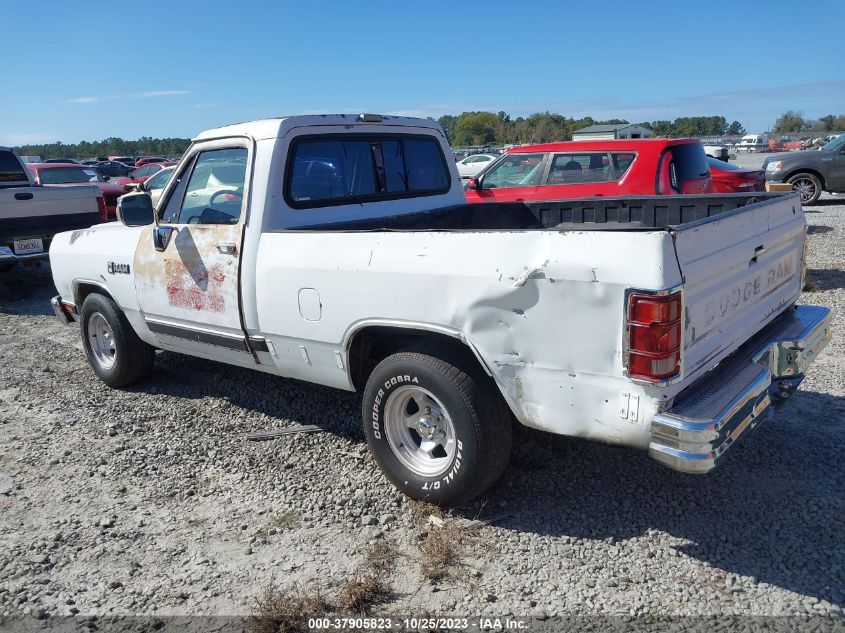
572,124 -> 653,141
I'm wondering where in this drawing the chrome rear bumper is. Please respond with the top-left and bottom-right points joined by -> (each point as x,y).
649,305 -> 832,474
0,246 -> 48,262
51,295 -> 77,325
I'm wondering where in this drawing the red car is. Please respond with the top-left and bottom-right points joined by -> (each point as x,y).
465,138 -> 711,203
115,162 -> 177,190
706,157 -> 765,193
135,156 -> 168,167
26,163 -> 123,219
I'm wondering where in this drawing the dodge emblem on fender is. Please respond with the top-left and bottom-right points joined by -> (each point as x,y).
107,261 -> 130,275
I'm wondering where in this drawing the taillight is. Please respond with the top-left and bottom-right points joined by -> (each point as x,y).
627,290 -> 682,382
96,195 -> 107,222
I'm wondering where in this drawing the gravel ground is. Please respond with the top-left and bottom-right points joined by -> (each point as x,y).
1,157 -> 843,622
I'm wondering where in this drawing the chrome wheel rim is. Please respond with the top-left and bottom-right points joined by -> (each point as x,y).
87,312 -> 116,370
383,385 -> 457,477
792,178 -> 816,203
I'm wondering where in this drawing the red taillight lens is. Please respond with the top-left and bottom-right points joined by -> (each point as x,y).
96,195 -> 107,222
627,291 -> 682,382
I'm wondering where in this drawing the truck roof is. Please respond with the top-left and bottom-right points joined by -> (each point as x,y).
194,114 -> 443,142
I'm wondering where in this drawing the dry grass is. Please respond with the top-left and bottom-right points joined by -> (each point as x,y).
251,584 -> 329,633
419,529 -> 457,582
336,574 -> 390,613
364,539 -> 398,575
408,500 -> 443,528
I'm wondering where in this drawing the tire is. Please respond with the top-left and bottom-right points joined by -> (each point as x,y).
80,293 -> 155,387
787,172 -> 822,205
362,349 -> 512,506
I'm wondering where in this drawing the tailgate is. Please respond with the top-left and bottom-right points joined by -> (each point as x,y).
673,194 -> 805,379
0,186 -> 101,240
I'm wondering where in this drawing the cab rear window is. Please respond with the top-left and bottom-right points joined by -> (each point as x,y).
287,135 -> 450,208
0,151 -> 27,183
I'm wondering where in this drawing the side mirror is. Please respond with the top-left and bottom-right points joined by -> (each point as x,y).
467,177 -> 482,191
117,192 -> 155,227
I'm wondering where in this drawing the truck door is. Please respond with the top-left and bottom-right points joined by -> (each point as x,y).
133,141 -> 254,366
829,142 -> 845,191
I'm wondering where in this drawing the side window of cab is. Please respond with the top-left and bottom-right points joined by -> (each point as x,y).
160,148 -> 247,225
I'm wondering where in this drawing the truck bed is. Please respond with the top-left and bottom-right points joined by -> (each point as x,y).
293,192 -> 794,232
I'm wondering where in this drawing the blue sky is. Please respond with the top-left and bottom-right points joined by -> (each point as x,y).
2,0 -> 843,145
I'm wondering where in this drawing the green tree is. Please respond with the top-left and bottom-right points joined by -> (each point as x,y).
451,112 -> 502,146
727,120 -> 746,135
774,111 -> 805,133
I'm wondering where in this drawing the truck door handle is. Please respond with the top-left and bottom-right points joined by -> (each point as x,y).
14,192 -> 33,200
216,243 -> 237,255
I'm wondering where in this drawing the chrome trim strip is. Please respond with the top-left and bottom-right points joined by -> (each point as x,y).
648,304 -> 831,474
145,318 -> 249,352
341,318 -> 493,377
72,279 -> 111,304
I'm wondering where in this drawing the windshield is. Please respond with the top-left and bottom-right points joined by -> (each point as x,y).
481,153 -> 546,189
37,167 -> 104,184
822,135 -> 845,151
706,157 -> 743,171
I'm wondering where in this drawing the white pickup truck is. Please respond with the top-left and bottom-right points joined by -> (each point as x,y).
1,147 -> 104,270
48,114 -> 831,505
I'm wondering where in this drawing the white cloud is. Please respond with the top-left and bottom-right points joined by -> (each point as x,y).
0,132 -> 59,146
68,90 -> 191,104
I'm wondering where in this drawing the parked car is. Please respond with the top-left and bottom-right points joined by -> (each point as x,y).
95,160 -> 134,178
455,153 -> 497,179
125,165 -> 175,205
702,143 -> 729,161
735,134 -> 768,153
47,114 -> 830,506
135,156 -> 168,167
763,134 -> 845,204
0,148 -> 103,270
26,163 -> 125,218
43,158 -> 81,164
706,157 -> 765,193
115,162 -> 176,191
108,156 -> 135,165
465,139 -> 711,203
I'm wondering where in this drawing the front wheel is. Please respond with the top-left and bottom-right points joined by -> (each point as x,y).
362,350 -> 512,506
787,172 -> 823,205
80,293 -> 155,387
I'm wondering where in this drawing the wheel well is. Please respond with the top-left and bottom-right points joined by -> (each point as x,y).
74,282 -> 113,308
347,326 -> 489,391
784,168 -> 826,189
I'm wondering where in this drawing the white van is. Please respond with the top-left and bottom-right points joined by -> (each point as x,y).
736,134 -> 768,153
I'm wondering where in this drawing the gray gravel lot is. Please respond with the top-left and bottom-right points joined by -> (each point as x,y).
1,154 -> 843,620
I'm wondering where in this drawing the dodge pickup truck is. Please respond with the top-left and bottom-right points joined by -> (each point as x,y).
1,147 -> 104,270
48,114 -> 832,505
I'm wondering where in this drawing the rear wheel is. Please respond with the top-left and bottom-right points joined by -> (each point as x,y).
787,172 -> 822,205
80,293 -> 155,387
362,349 -> 512,506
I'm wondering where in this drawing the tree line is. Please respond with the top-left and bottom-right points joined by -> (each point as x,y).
13,136 -> 191,160
773,111 -> 845,134
12,111 -> 843,158
437,112 -> 747,146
